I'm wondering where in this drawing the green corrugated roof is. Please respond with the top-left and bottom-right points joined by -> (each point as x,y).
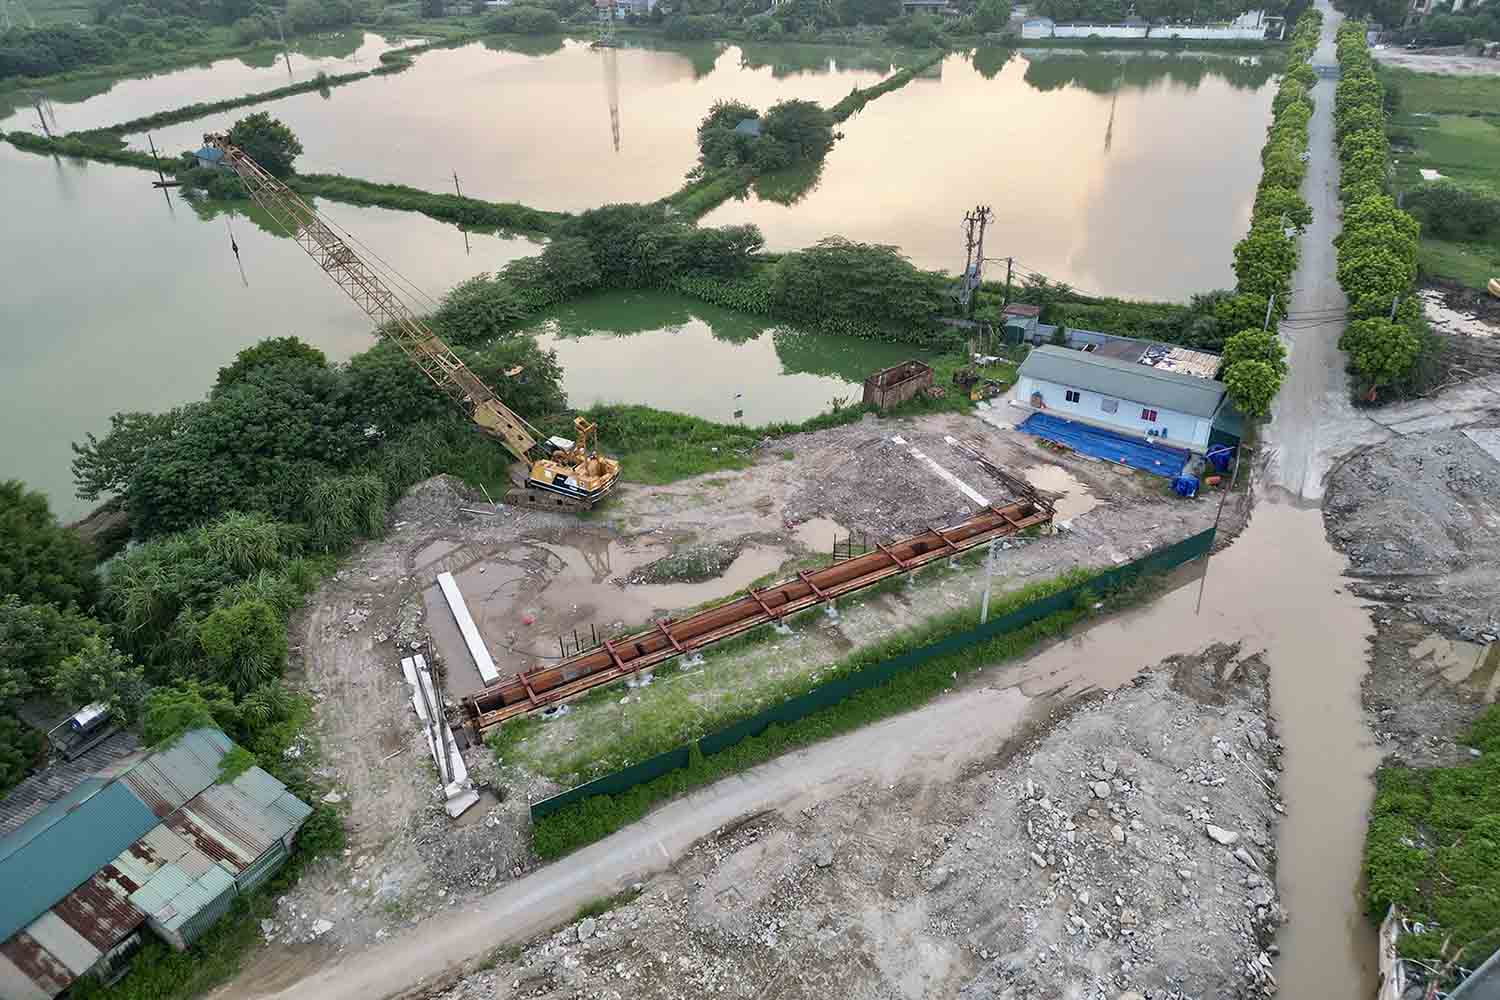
1019,345 -> 1226,418
0,781 -> 158,942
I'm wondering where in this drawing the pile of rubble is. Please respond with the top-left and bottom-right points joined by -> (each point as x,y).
424,644 -> 1286,1000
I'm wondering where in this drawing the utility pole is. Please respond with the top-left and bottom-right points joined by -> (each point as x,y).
1002,256 -> 1014,309
1389,294 -> 1400,321
958,205 -> 992,318
452,170 -> 470,255
1262,292 -> 1276,331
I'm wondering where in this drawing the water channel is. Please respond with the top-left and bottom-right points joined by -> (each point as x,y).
706,47 -> 1278,299
0,30 -> 411,132
32,38 -> 1286,299
0,144 -> 925,518
122,38 -> 897,211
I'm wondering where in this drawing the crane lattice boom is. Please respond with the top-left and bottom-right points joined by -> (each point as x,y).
204,134 -> 538,463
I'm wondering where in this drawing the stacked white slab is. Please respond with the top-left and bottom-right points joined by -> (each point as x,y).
400,654 -> 480,819
437,571 -> 500,685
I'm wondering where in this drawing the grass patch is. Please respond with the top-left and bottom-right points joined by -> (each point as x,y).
1391,114 -> 1500,193
1418,238 -> 1500,288
1362,704 -> 1500,982
572,886 -> 644,923
1381,66 -> 1500,117
528,564 -> 1169,859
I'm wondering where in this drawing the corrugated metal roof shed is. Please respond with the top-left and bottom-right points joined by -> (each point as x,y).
0,935 -> 72,998
50,865 -> 147,951
0,731 -> 143,839
137,864 -> 236,949
24,912 -> 98,977
119,730 -> 230,818
229,768 -> 286,809
0,781 -> 157,943
1018,345 -> 1227,418
266,790 -> 313,830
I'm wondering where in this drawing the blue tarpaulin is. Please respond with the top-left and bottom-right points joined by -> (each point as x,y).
1018,412 -> 1191,479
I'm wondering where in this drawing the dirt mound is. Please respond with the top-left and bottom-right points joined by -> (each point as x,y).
1325,429 -> 1500,640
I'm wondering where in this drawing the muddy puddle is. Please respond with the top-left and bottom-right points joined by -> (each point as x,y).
1413,633 -> 1489,684
426,534 -> 792,697
1022,464 -> 1100,523
1006,499 -> 1380,998
792,517 -> 846,554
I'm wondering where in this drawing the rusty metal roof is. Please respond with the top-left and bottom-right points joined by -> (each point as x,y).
0,731 -> 143,839
49,865 -> 147,952
119,730 -> 231,819
0,932 -> 73,997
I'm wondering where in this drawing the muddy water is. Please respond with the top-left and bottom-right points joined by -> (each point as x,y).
1009,498 -> 1380,997
427,535 -> 791,696
1022,464 -> 1099,523
791,517 -> 846,555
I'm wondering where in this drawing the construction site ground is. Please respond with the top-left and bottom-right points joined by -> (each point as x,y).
236,410 -> 1230,984
428,645 -> 1285,1000
1323,425 -> 1500,770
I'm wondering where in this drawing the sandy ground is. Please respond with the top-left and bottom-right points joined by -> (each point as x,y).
1371,46 -> 1500,75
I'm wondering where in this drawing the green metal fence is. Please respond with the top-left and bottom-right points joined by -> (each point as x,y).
531,526 -> 1215,821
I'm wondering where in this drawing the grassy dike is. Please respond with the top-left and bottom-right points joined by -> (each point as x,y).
525,561 -> 1164,860
4,130 -> 563,236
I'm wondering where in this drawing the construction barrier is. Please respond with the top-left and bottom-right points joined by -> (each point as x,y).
530,526 -> 1216,821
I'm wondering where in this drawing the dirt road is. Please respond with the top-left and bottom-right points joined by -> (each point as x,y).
1263,0 -> 1370,502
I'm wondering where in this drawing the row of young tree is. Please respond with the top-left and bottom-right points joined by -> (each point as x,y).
1212,7 -> 1322,419
1332,21 -> 1430,400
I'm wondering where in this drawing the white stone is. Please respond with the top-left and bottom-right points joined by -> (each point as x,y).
1205,823 -> 1239,846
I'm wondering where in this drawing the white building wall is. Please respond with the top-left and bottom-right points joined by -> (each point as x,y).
1051,23 -> 1149,37
1149,24 -> 1267,38
1016,376 -> 1212,450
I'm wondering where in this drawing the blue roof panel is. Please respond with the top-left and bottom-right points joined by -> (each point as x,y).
0,782 -> 158,942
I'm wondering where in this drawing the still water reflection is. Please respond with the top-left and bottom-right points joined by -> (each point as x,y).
704,48 -> 1278,300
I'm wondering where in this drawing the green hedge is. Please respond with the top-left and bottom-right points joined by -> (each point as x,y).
1332,22 -> 1429,399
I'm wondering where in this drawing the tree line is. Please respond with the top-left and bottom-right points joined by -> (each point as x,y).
0,0 -> 370,81
1332,21 -> 1431,400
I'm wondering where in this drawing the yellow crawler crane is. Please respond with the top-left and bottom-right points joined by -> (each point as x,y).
204,134 -> 620,510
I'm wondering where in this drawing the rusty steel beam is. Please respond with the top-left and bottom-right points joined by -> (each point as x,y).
463,498 -> 1051,733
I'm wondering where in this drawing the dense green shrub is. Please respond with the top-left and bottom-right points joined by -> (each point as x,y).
484,4 -> 562,32
0,480 -> 97,609
1331,26 -> 1428,399
1216,6 -> 1320,420
696,99 -> 762,171
1403,182 -> 1500,242
1363,706 -> 1500,984
770,237 -> 946,338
